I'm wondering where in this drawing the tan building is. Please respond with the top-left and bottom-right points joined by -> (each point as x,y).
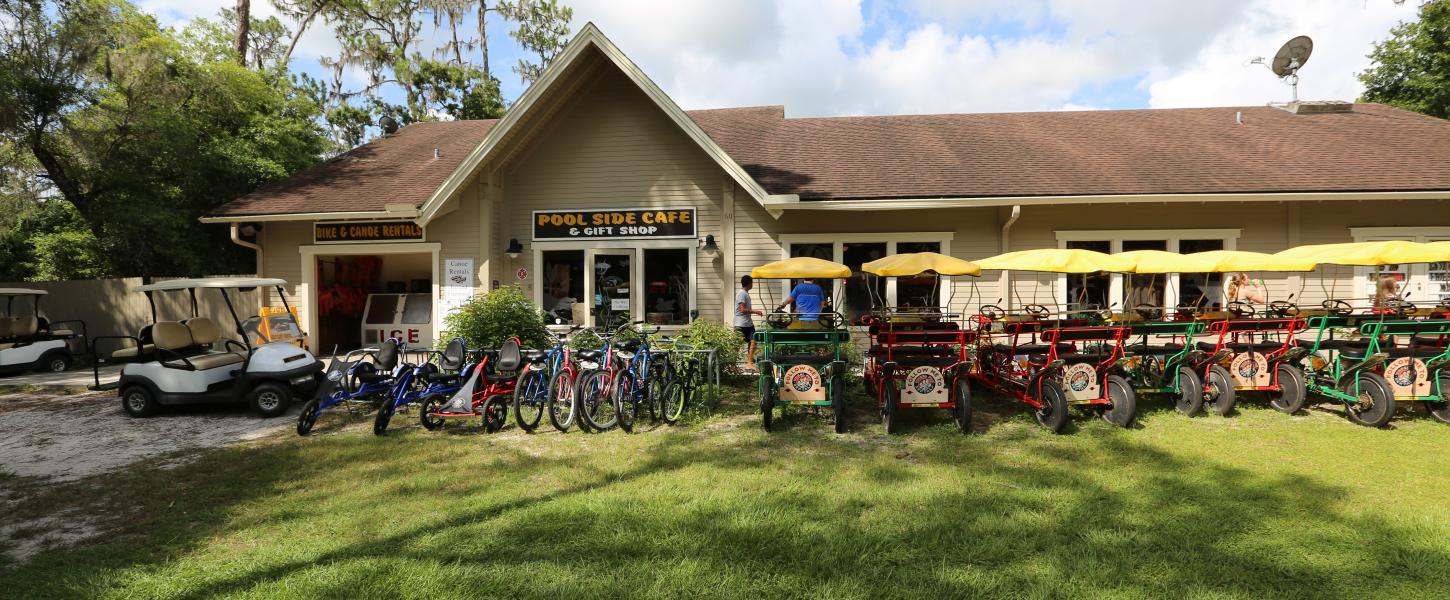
204,24 -> 1450,352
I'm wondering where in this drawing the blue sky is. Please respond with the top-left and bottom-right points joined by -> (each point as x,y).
142,0 -> 1420,118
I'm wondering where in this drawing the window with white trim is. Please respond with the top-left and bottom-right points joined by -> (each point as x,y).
1055,230 -> 1240,311
779,233 -> 953,325
1352,227 -> 1450,306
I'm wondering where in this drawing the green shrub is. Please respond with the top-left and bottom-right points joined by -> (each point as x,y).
673,318 -> 745,376
569,328 -> 604,351
439,285 -> 551,350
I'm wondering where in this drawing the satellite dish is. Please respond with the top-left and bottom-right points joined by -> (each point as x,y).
378,115 -> 399,135
1270,35 -> 1313,78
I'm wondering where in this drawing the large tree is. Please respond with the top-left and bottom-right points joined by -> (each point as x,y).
1361,0 -> 1450,118
0,0 -> 329,278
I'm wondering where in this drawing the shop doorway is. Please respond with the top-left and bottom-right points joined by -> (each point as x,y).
313,252 -> 434,351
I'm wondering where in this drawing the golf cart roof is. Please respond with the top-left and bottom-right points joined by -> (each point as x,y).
135,277 -> 289,292
0,288 -> 48,296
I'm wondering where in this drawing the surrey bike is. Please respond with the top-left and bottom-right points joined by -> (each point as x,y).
513,325 -> 583,433
860,251 -> 981,434
749,257 -> 853,433
1276,240 -> 1450,426
971,248 -> 1137,433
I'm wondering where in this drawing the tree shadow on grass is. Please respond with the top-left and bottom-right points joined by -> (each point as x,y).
6,407 -> 1450,598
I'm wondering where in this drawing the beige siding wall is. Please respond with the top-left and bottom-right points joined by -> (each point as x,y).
500,66 -> 727,323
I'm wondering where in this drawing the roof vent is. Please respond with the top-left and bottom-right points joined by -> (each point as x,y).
433,147 -> 440,159
1280,100 -> 1353,114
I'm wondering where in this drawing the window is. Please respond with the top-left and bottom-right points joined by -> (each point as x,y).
779,234 -> 954,323
643,249 -> 689,325
1057,230 -> 1241,311
1179,239 -> 1225,310
1352,229 -> 1450,306
1066,240 -> 1111,310
896,241 -> 943,309
542,250 -> 584,324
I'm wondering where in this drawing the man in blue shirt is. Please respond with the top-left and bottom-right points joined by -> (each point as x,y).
778,278 -> 827,326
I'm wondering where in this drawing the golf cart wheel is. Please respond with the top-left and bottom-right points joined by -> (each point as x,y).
1174,366 -> 1204,417
546,370 -> 577,432
1344,373 -> 1396,428
482,396 -> 509,433
42,352 -> 71,373
121,385 -> 159,418
513,368 -> 546,433
296,398 -> 321,436
832,377 -> 847,434
1205,365 -> 1236,416
882,382 -> 899,434
419,395 -> 445,431
1425,373 -> 1450,425
953,377 -> 973,434
1269,364 -> 1308,414
1034,380 -> 1069,434
1102,374 -> 1137,428
249,381 -> 292,419
760,376 -> 774,431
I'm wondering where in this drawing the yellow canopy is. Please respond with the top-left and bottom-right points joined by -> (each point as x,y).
975,248 -> 1134,273
1183,250 -> 1317,272
1115,250 -> 1219,274
750,256 -> 852,279
1274,241 -> 1450,266
861,252 -> 982,277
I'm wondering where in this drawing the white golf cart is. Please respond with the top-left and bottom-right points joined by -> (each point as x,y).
92,278 -> 323,418
0,288 -> 86,376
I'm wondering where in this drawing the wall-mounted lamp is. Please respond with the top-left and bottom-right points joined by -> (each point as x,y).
699,234 -> 720,258
505,238 -> 523,259
240,223 -> 260,237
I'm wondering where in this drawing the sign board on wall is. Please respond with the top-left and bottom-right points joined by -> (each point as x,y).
440,258 -> 474,319
315,221 -> 424,243
532,208 -> 696,241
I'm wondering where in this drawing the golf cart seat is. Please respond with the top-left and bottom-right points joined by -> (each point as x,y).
155,320 -> 245,371
3,316 -> 37,340
111,344 -> 156,360
1195,341 -> 1282,353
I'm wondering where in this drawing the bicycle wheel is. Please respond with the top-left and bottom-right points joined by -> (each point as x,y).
547,369 -> 578,432
513,367 -> 547,433
372,398 -> 397,436
481,395 -> 508,433
579,371 -> 619,431
661,379 -> 686,424
615,372 -> 640,433
646,366 -> 666,422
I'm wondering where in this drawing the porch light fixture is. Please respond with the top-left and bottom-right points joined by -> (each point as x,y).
505,238 -> 523,259
700,234 -> 720,258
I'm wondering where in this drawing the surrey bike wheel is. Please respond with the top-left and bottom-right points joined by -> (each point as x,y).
513,367 -> 547,433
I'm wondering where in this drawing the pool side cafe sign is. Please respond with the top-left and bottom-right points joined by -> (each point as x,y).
315,220 -> 424,244
533,208 -> 696,241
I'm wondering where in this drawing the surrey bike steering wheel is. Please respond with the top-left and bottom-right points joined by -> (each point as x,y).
765,311 -> 793,329
1321,299 -> 1354,316
1268,300 -> 1299,318
1023,304 -> 1051,319
1228,301 -> 1257,317
979,304 -> 1005,321
1134,303 -> 1163,320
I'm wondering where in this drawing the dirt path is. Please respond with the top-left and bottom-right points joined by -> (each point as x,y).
0,389 -> 294,482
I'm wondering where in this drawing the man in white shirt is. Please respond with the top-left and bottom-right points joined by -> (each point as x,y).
735,275 -> 763,361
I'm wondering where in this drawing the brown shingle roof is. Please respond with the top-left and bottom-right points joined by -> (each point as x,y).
209,119 -> 498,217
210,103 -> 1450,217
689,103 -> 1450,200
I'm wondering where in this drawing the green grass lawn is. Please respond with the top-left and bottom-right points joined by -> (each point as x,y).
4,382 -> 1450,599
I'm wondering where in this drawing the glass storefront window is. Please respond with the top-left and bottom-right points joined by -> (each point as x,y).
1178,239 -> 1224,310
644,249 -> 689,325
895,241 -> 943,309
592,252 -> 632,329
542,250 -> 584,325
1122,240 -> 1167,309
843,242 -> 887,324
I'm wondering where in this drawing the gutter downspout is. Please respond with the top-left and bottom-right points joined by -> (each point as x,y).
1001,205 -> 1021,310
230,222 -> 263,276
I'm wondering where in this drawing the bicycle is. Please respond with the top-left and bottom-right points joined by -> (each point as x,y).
656,339 -> 705,424
513,325 -> 582,433
612,321 -> 664,433
575,327 -> 625,432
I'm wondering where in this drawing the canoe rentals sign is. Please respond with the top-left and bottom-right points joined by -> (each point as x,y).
315,221 -> 424,243
532,209 -> 696,241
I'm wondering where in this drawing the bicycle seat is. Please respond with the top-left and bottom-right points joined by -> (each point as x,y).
577,350 -> 603,361
496,338 -> 522,372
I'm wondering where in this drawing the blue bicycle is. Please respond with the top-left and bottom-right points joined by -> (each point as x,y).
513,325 -> 582,433
373,338 -> 475,435
297,338 -> 405,436
612,321 -> 665,433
